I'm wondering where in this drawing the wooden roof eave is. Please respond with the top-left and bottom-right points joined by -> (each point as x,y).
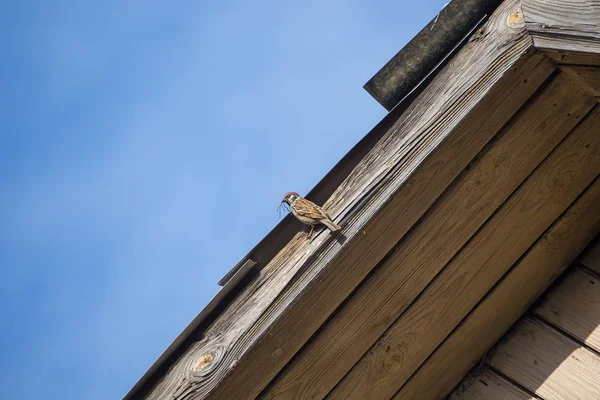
124,1 -> 495,398
122,42 -> 446,400
126,0 -> 600,398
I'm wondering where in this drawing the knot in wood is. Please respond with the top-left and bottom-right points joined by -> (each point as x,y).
195,352 -> 215,370
507,7 -> 524,26
191,343 -> 226,377
552,171 -> 574,192
271,347 -> 283,358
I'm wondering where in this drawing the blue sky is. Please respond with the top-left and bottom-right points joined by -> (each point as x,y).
1,1 -> 447,398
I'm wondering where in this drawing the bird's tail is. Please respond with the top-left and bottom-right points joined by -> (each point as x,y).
322,218 -> 341,232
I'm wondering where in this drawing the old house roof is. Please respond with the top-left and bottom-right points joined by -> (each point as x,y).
125,0 -> 600,398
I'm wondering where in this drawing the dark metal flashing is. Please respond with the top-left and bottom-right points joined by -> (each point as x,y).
123,1 -> 503,398
364,0 -> 504,111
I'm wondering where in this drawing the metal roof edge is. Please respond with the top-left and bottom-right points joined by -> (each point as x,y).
365,0 -> 503,111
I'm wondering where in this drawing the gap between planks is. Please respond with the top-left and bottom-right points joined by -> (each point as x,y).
448,366 -> 541,400
533,266 -> 600,354
458,261 -> 600,400
580,237 -> 600,275
488,317 -> 600,399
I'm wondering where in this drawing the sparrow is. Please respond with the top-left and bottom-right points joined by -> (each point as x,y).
281,192 -> 340,238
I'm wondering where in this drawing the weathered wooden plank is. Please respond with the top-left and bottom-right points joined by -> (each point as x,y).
141,1 -> 552,399
449,368 -> 538,400
542,50 -> 600,67
261,74 -> 594,400
490,318 -> 600,399
561,66 -> 600,97
523,0 -> 600,65
534,267 -> 600,353
328,105 -> 600,400
581,239 -> 600,275
393,174 -> 600,400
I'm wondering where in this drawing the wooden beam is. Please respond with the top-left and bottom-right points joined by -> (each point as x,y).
449,368 -> 538,400
561,66 -> 600,97
534,267 -> 600,353
139,1 -> 552,399
328,103 -> 600,400
262,74 -> 594,399
393,173 -> 600,400
489,318 -> 600,399
540,50 -> 600,67
523,0 -> 600,65
581,239 -> 600,274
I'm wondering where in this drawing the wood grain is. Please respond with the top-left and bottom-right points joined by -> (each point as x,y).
562,66 -> 600,97
523,0 -> 600,64
535,267 -> 600,353
449,368 -> 538,400
141,1 -> 553,399
329,104 -> 600,400
490,318 -> 600,400
541,50 -> 600,67
261,74 -> 594,400
393,174 -> 600,400
581,239 -> 600,275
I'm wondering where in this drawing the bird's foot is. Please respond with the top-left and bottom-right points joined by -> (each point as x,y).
306,225 -> 315,240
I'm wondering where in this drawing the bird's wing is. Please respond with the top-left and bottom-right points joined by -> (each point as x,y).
294,198 -> 330,221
